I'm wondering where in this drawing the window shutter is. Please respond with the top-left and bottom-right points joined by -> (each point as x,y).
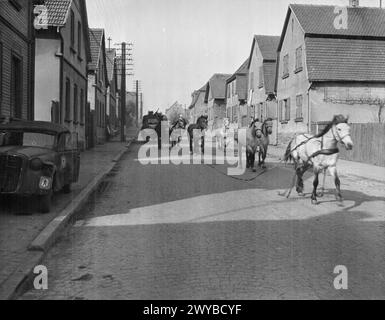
279,101 -> 283,121
285,98 -> 290,121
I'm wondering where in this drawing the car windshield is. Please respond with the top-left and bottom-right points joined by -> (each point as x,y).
0,131 -> 56,149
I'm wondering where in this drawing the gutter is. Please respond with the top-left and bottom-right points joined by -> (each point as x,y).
307,82 -> 312,133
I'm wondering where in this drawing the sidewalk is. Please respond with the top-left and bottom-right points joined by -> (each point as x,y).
268,144 -> 385,183
0,141 -> 130,299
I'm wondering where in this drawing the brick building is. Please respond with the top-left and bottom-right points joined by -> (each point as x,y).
0,0 -> 35,122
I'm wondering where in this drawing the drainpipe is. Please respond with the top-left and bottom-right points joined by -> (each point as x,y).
307,82 -> 312,133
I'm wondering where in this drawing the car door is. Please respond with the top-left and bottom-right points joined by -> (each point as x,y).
57,133 -> 79,187
64,133 -> 80,184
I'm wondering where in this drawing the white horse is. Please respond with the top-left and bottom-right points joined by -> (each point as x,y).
215,118 -> 232,153
284,114 -> 354,205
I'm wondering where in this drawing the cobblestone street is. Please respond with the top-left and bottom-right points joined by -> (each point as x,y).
19,142 -> 385,300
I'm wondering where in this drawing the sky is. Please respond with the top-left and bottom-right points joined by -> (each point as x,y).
85,0 -> 380,113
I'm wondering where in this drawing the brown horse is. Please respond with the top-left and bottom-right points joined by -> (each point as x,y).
240,119 -> 263,172
256,118 -> 274,169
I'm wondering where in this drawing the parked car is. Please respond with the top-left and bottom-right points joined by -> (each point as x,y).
0,121 -> 80,213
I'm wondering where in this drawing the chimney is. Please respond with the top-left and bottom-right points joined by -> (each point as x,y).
349,0 -> 359,7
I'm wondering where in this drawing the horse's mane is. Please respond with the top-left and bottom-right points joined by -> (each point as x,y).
249,118 -> 260,128
314,115 -> 348,138
262,118 -> 273,136
196,115 -> 207,123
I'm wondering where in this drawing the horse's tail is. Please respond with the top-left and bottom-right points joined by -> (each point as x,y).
284,141 -> 293,163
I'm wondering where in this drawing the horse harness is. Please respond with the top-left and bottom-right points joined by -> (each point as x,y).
290,132 -> 339,161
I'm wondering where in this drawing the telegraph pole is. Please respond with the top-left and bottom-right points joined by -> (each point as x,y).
115,42 -> 134,142
120,43 -> 127,142
133,80 -> 142,127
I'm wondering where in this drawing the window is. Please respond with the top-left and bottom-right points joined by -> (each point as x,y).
279,100 -> 283,122
296,95 -> 303,120
283,54 -> 289,78
65,78 -> 71,122
227,84 -> 230,99
11,54 -> 22,119
295,46 -> 302,72
70,10 -> 75,47
258,66 -> 264,88
80,89 -> 85,125
77,22 -> 82,56
284,98 -> 290,121
73,84 -> 78,123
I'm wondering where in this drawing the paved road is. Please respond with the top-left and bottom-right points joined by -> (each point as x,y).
21,142 -> 385,299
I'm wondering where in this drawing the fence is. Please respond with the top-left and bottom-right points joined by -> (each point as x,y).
313,123 -> 385,167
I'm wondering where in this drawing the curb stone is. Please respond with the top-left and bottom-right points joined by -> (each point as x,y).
0,140 -> 133,300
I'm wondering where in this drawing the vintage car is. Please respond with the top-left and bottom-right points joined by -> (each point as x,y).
0,121 -> 80,213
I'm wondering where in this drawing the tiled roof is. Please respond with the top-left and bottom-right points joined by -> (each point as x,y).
106,49 -> 116,83
263,62 -> 277,94
305,37 -> 385,82
88,28 -> 104,71
290,4 -> 385,38
227,59 -> 249,83
43,0 -> 72,27
254,35 -> 280,60
208,74 -> 231,100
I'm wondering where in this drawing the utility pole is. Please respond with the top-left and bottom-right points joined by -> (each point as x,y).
115,42 -> 134,142
107,37 -> 112,50
140,93 -> 143,123
133,80 -> 142,127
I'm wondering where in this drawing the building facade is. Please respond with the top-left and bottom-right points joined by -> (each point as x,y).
247,35 -> 280,143
189,85 -> 207,124
87,28 -> 108,146
226,59 -> 249,129
34,0 -> 91,150
0,0 -> 35,122
205,74 -> 231,130
276,3 -> 385,142
106,48 -> 118,134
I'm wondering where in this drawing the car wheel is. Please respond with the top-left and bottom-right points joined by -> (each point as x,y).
38,192 -> 52,214
63,184 -> 71,194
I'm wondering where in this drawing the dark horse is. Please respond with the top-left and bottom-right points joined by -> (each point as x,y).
169,117 -> 188,148
187,115 -> 208,154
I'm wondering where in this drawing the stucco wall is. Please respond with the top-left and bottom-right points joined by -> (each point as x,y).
34,38 -> 61,122
276,12 -> 309,139
311,83 -> 385,124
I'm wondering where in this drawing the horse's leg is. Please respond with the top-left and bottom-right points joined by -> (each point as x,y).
318,168 -> 327,197
189,133 -> 193,154
246,150 -> 251,168
329,166 -> 343,202
251,152 -> 256,172
311,169 -> 320,205
261,147 -> 267,169
296,164 -> 305,196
